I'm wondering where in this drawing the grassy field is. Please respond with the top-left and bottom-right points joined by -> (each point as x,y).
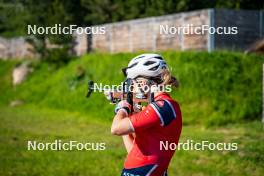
0,105 -> 263,176
0,51 -> 263,125
0,51 -> 264,175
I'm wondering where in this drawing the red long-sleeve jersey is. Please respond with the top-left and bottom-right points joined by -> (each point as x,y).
122,92 -> 182,176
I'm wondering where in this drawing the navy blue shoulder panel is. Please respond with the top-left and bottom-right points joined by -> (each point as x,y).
151,99 -> 176,126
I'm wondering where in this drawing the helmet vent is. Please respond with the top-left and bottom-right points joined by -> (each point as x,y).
149,65 -> 159,71
134,56 -> 144,60
153,56 -> 163,60
128,62 -> 138,68
144,61 -> 156,66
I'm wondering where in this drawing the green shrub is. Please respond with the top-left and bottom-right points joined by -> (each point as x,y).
45,48 -> 74,67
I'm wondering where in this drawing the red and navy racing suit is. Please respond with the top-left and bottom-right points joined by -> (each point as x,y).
122,92 -> 182,176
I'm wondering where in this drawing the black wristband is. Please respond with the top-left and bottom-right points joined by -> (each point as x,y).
123,107 -> 130,115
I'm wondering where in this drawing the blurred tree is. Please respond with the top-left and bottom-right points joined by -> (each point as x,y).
1,0 -> 263,37
0,0 -> 31,37
0,0 -> 263,63
26,0 -> 75,64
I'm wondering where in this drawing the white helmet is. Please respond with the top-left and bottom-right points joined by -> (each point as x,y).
123,54 -> 168,80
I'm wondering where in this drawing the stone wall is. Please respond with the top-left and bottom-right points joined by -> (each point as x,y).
73,32 -> 88,56
89,9 -> 209,54
0,37 -> 34,59
1,9 -> 263,59
76,9 -> 263,54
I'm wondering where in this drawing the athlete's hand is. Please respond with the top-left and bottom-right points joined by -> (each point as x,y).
114,100 -> 132,116
104,90 -> 118,104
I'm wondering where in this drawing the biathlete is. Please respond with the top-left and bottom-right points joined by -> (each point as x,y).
110,54 -> 182,176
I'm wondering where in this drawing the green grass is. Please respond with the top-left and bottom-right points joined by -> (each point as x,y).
0,105 -> 263,176
0,51 -> 264,175
0,51 -> 263,126
0,106 -> 124,176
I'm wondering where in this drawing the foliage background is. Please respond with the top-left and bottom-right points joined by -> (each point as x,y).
0,0 -> 264,38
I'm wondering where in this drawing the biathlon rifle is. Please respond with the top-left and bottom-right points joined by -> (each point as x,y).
86,79 -> 154,112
